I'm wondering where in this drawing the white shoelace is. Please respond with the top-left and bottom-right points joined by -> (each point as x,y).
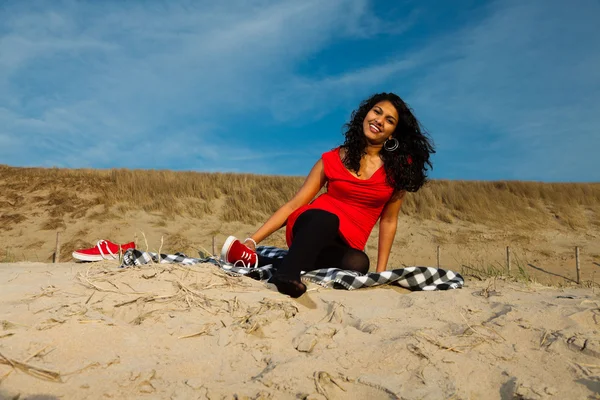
96,240 -> 117,260
233,250 -> 255,268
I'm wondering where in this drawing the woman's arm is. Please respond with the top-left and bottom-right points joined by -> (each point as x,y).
245,159 -> 327,248
375,190 -> 406,272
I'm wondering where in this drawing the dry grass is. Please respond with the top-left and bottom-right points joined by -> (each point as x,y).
401,180 -> 600,229
1,164 -> 599,229
0,248 -> 17,263
24,240 -> 45,250
162,233 -> 196,255
58,238 -> 93,262
459,252 -> 532,283
0,351 -> 62,382
0,213 -> 26,231
41,218 -> 66,231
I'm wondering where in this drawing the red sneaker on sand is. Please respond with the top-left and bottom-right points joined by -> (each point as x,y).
72,240 -> 136,262
220,236 -> 258,268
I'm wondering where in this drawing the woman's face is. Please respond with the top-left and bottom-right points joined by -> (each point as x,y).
362,100 -> 399,145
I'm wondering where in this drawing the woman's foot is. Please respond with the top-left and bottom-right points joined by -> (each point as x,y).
220,236 -> 258,268
269,274 -> 307,298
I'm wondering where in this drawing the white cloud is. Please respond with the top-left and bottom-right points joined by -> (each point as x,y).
267,57 -> 424,122
0,0 -> 381,169
261,0 -> 600,181
1,0 -> 598,181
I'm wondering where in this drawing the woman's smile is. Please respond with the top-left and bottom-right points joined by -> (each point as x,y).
369,123 -> 382,133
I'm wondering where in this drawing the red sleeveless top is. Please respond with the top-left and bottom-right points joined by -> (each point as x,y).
286,147 -> 395,250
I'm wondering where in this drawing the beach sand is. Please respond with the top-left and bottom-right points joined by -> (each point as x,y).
1,260 -> 599,399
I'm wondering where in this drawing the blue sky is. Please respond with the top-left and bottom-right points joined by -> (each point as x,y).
1,0 -> 598,182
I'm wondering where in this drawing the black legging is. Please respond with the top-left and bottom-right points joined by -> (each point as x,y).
258,209 -> 370,279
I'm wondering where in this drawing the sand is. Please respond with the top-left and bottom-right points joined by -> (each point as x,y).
1,260 -> 600,399
3,208 -> 599,288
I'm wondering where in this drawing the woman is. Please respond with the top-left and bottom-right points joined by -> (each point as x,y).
221,92 -> 434,298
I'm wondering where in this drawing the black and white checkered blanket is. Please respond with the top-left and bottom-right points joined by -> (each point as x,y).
120,246 -> 464,291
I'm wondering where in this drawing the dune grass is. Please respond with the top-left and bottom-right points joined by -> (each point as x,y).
1,164 -> 599,286
1,164 -> 599,230
457,251 -> 532,283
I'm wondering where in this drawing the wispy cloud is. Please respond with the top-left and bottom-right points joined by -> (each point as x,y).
0,0 -> 598,181
0,0 -> 382,171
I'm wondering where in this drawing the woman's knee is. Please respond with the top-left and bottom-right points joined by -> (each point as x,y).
294,209 -> 340,232
341,250 -> 370,274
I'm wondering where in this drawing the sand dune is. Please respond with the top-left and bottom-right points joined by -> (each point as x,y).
1,260 -> 599,399
1,165 -> 599,286
2,166 -> 600,398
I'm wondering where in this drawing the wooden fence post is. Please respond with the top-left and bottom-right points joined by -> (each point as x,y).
506,246 -> 511,274
54,232 -> 60,263
576,246 -> 581,284
436,246 -> 440,268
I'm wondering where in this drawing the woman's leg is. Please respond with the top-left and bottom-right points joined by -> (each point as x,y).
270,209 -> 341,297
312,237 -> 370,275
259,238 -> 369,272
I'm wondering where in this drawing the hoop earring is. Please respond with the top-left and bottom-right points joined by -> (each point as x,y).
383,137 -> 399,152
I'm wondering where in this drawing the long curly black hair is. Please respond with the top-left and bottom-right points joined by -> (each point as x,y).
341,92 -> 435,192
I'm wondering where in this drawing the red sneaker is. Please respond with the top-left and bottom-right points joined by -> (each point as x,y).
72,240 -> 136,262
220,236 -> 258,268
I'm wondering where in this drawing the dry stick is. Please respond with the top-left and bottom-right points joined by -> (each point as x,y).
84,290 -> 95,305
114,290 -> 184,308
131,308 -> 185,325
53,232 -> 60,263
460,312 -> 505,342
158,236 -> 164,263
142,232 -> 150,253
114,295 -> 159,308
76,273 -> 129,295
25,346 -> 52,363
576,246 -> 581,285
436,246 -> 441,268
577,363 -> 600,369
173,281 -> 217,315
178,323 -> 214,339
121,282 -> 139,293
77,272 -> 151,295
355,377 -> 401,400
0,351 -> 61,382
506,246 -> 511,274
416,331 -> 463,353
0,345 -> 52,381
212,236 -> 216,257
103,280 -> 121,291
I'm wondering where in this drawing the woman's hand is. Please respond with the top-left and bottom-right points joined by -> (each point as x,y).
243,238 -> 257,251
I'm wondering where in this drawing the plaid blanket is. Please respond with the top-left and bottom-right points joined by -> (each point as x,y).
120,246 -> 464,291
